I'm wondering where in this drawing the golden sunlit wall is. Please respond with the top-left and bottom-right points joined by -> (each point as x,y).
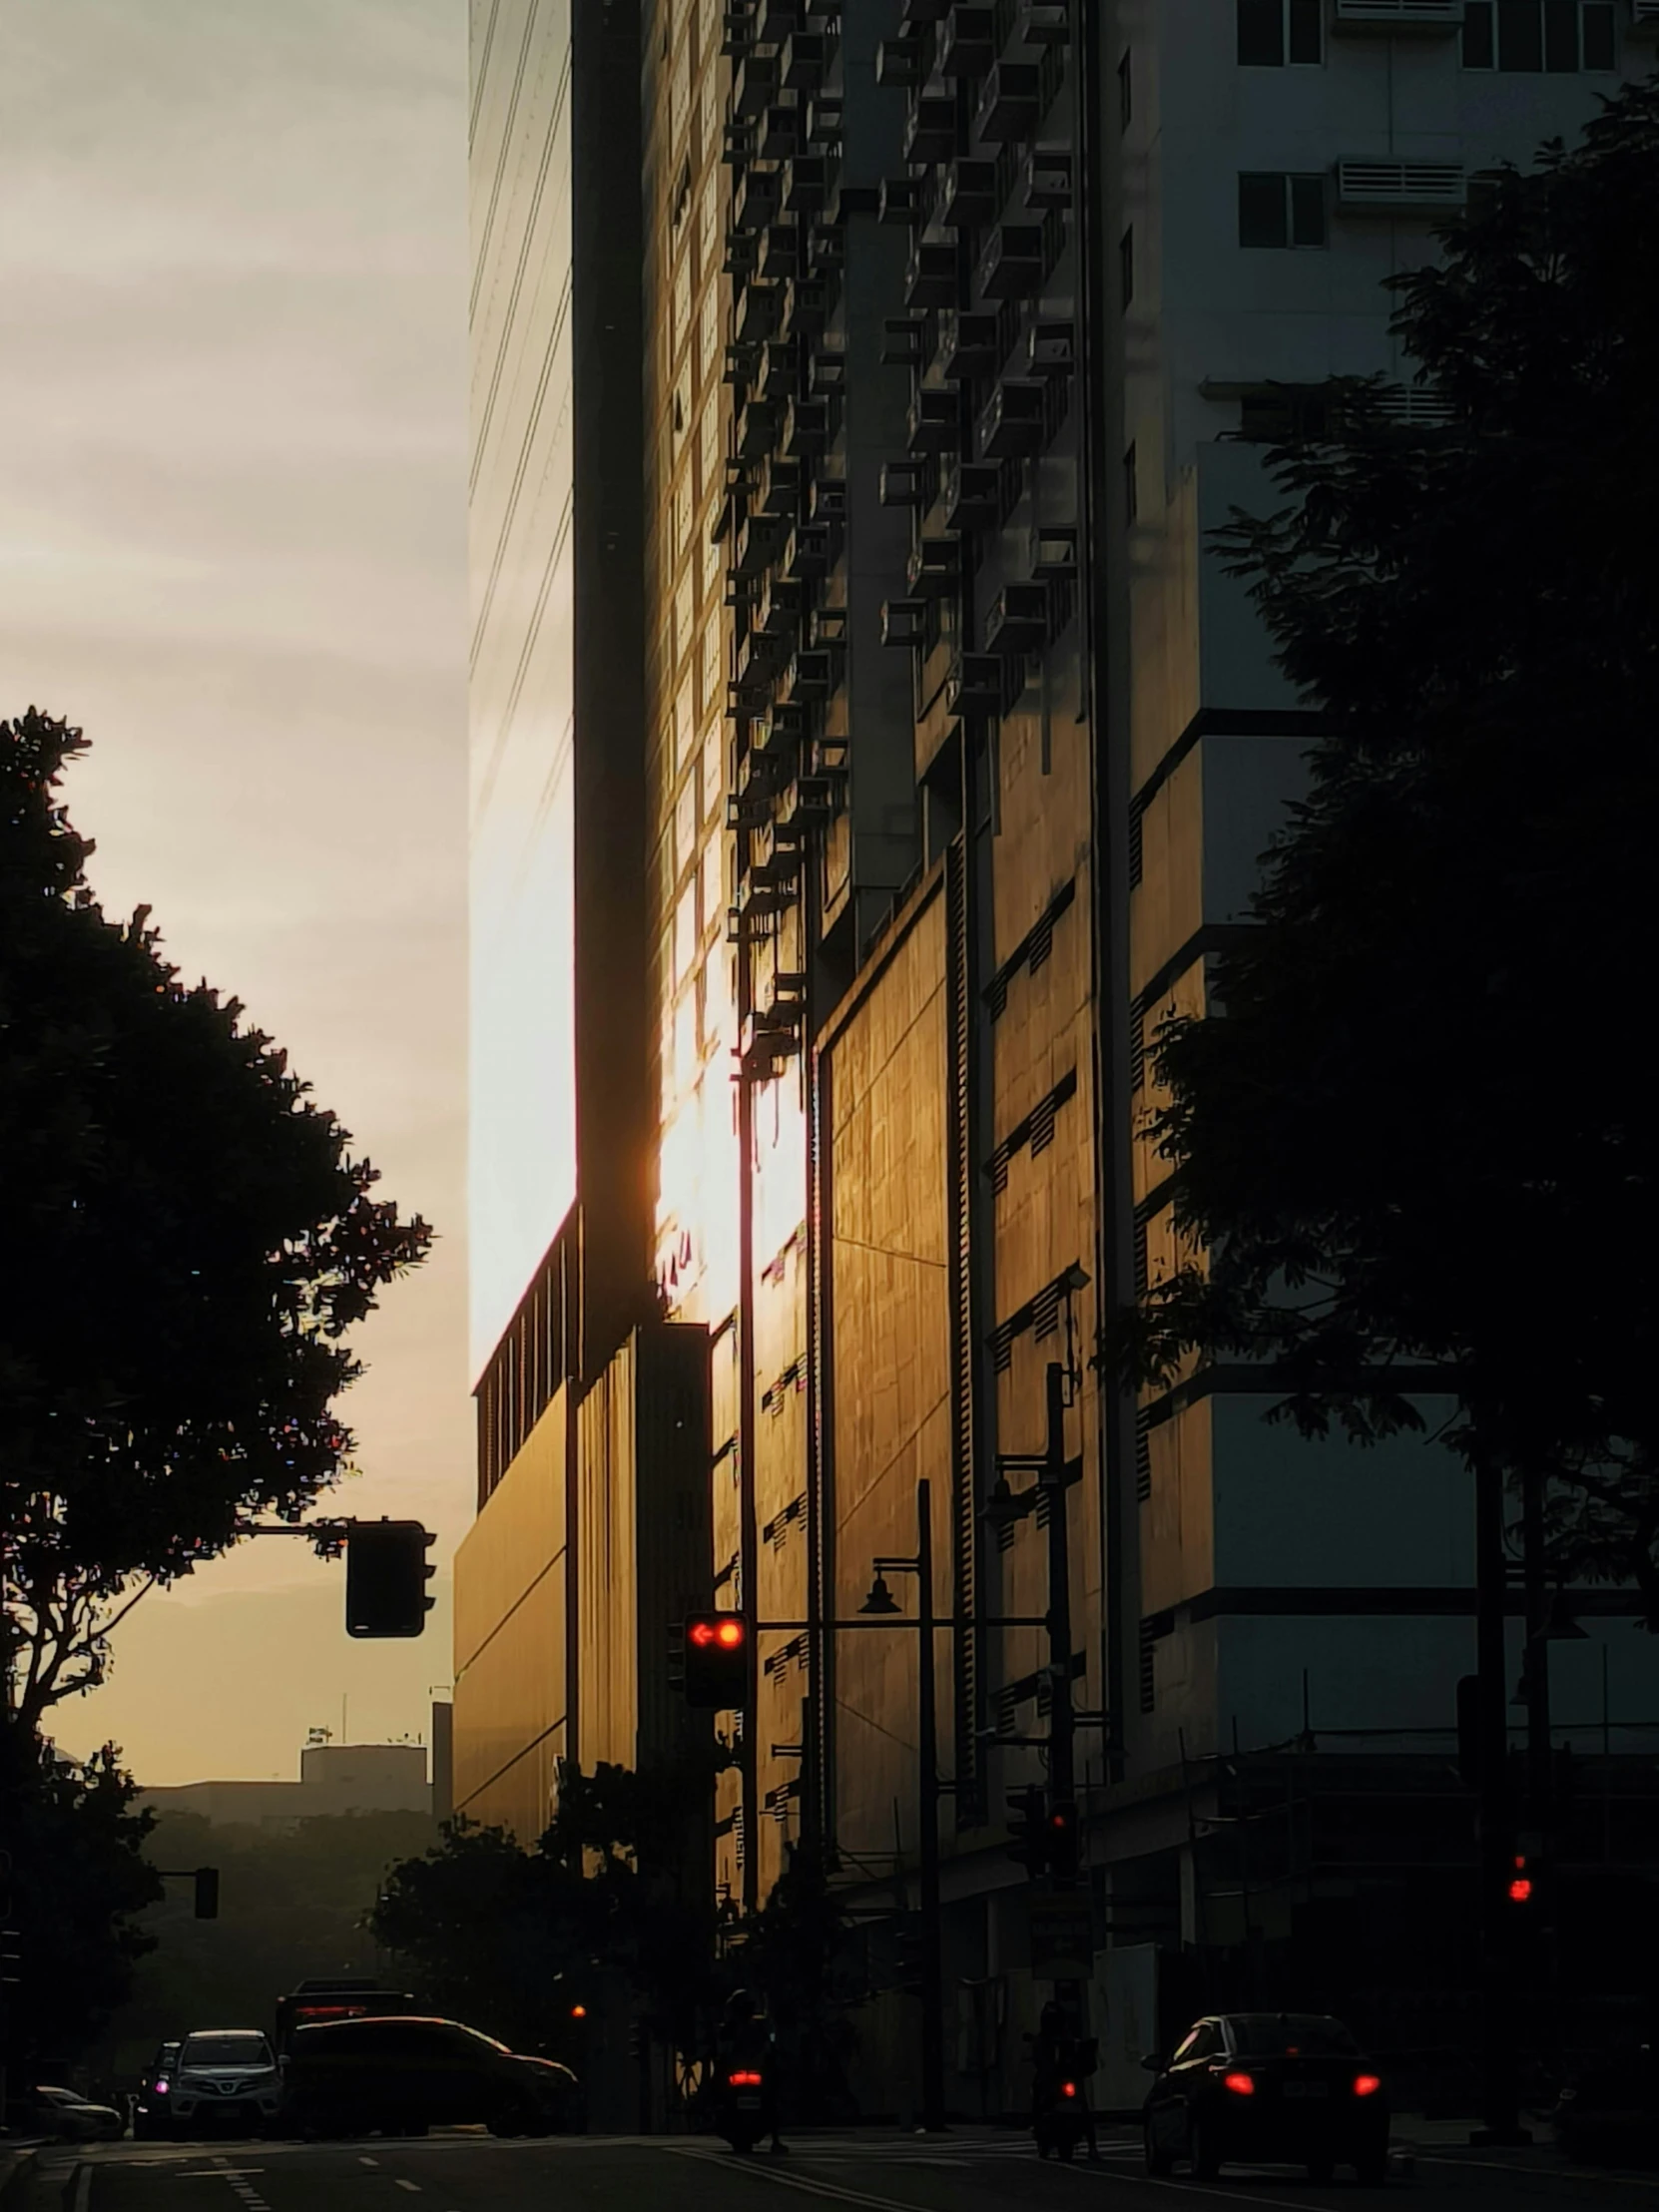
639,0 -> 752,1906
467,0 -> 579,1380
452,1388 -> 568,1843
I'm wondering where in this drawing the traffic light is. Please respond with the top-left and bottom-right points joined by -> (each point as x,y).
682,1612 -> 749,1709
345,1519 -> 436,1638
1045,1798 -> 1081,1884
1006,1785 -> 1047,1877
1,1928 -> 20,1986
194,1868 -> 220,1921
1506,1856 -> 1533,1906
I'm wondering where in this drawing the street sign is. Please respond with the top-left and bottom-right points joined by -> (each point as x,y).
1028,1892 -> 1094,1978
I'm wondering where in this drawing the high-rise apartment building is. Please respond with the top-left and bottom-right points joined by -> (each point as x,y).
457,0 -> 1659,2119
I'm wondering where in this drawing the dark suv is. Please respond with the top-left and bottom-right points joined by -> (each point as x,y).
1142,2011 -> 1389,2184
281,2015 -> 577,2139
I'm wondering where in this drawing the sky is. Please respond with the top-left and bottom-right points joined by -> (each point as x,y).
0,0 -> 471,1784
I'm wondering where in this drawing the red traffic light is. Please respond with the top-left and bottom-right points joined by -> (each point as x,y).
1507,1853 -> 1534,1904
682,1613 -> 749,1708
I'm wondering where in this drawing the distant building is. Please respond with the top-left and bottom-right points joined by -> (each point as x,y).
140,1742 -> 431,1830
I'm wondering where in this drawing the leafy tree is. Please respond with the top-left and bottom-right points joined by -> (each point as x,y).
1119,84 -> 1659,1607
0,1736 -> 162,2071
0,709 -> 431,1737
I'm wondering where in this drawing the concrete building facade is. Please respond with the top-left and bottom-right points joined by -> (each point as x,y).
455,0 -> 1659,2118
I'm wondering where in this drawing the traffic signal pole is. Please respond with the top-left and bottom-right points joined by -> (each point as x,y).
1473,1451 -> 1526,2146
1041,1364 -> 1075,1804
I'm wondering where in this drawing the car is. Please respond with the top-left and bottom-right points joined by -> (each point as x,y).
281,2014 -> 576,2140
133,2041 -> 181,2140
169,2029 -> 283,2137
1142,2010 -> 1389,2184
34,2086 -> 125,2143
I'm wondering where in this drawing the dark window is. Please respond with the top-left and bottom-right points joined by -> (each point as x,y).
1465,1 -> 1616,69
1238,0 -> 1322,65
1118,49 -> 1132,127
1230,2014 -> 1362,2057
1240,173 -> 1326,250
1120,226 -> 1134,306
1123,441 -> 1138,524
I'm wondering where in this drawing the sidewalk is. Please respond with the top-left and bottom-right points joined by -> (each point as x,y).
1391,2113 -> 1659,2191
0,2144 -> 43,2204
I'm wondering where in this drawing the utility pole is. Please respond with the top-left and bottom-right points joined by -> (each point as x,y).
1041,1363 -> 1075,1803
1473,1453 -> 1527,2145
915,1478 -> 944,2133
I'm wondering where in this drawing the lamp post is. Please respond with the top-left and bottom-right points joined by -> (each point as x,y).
860,1477 -> 944,2133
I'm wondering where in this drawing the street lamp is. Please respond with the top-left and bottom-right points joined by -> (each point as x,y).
861,1479 -> 944,2134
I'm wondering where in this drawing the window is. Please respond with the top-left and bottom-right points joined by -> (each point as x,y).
1238,0 -> 1322,65
1119,226 -> 1134,306
1239,172 -> 1327,249
1462,1 -> 1616,71
1118,49 -> 1132,128
1122,441 -> 1138,524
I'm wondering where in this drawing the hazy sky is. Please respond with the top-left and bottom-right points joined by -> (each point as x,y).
0,0 -> 471,1783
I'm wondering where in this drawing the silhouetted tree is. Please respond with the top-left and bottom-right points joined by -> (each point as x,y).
1116,83 -> 1659,1610
0,709 -> 431,1738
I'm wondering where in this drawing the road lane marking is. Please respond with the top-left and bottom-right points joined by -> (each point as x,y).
73,2167 -> 92,2212
658,2143 -> 935,2212
1413,2150 -> 1659,2190
396,2183 -> 422,2194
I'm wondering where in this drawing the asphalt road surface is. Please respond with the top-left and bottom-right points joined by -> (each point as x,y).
14,2127 -> 1652,2212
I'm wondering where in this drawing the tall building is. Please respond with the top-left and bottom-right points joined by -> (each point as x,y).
456,0 -> 1659,2119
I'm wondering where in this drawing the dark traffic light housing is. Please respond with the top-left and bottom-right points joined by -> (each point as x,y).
1006,1785 -> 1047,1876
1045,1798 -> 1081,1884
682,1612 -> 749,1708
346,1519 -> 436,1638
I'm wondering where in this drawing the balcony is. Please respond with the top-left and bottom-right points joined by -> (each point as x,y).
879,457 -> 929,508
1336,160 -> 1466,212
940,309 -> 1003,380
737,278 -> 784,345
1332,0 -> 1462,28
1026,319 -> 1075,375
735,46 -> 781,119
737,396 -> 783,461
809,477 -> 846,525
906,535 -> 962,597
782,395 -> 831,456
881,314 -> 926,367
785,155 -> 831,213
782,522 -> 832,580
1024,146 -> 1071,211
938,6 -> 1000,76
881,598 -> 929,649
946,653 -> 1011,720
879,176 -> 924,226
781,29 -> 830,86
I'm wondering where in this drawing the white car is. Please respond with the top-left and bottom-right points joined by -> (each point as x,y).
35,2086 -> 125,2142
170,2030 -> 283,2136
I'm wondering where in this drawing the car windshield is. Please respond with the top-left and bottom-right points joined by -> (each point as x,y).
1229,2015 -> 1360,2057
182,2034 -> 274,2068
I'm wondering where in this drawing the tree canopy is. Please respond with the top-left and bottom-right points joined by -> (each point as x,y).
1119,83 -> 1659,1606
0,710 -> 431,1732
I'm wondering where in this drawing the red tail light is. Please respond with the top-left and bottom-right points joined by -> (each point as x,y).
1222,2071 -> 1256,2096
1353,2073 -> 1382,2098
728,2070 -> 763,2088
1061,2081 -> 1077,2099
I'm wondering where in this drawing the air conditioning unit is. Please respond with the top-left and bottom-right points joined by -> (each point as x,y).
737,396 -> 783,462
881,315 -> 926,367
938,6 -> 999,76
1634,0 -> 1659,29
805,93 -> 843,146
941,459 -> 1004,534
1337,161 -> 1466,211
974,60 -> 1042,144
907,535 -> 963,596
1021,1 -> 1070,41
780,29 -> 830,87
940,309 -> 1003,381
906,242 -> 960,311
880,598 -> 929,649
906,95 -> 958,165
1332,0 -> 1462,29
809,477 -> 847,525
733,165 -> 785,233
759,223 -> 803,281
984,581 -> 1050,656
782,395 -> 830,456
947,654 -> 1012,721
786,156 -> 830,214
907,386 -> 962,455
1024,147 -> 1072,210
757,336 -> 800,399
977,223 -> 1046,299
759,104 -> 804,162
879,456 -> 929,507
943,159 -> 1001,229
1026,320 -> 1075,375
879,177 -> 923,226
978,376 -> 1048,459
737,278 -> 784,345
783,522 -> 832,579
735,46 -> 782,119
875,34 -> 925,87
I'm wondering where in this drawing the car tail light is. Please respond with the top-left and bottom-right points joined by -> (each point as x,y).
1222,2071 -> 1256,2096
1061,2081 -> 1077,2099
729,2070 -> 763,2087
1354,2073 -> 1382,2098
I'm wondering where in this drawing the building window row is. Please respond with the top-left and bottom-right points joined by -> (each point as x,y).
1237,0 -> 1617,70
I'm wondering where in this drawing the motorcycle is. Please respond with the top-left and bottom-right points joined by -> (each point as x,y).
716,2063 -> 771,2154
1033,2072 -> 1092,2163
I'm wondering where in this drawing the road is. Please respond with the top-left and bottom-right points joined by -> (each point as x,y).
12,2127 -> 1650,2212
